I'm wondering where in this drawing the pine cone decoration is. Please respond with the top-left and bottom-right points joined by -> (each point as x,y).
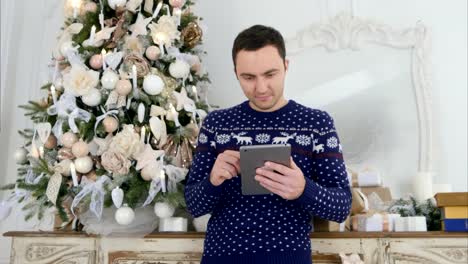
181,22 -> 202,48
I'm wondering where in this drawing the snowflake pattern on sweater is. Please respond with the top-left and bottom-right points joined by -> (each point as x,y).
184,100 -> 352,264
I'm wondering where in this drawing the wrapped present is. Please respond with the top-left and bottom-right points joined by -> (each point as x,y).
394,216 -> 427,232
357,187 -> 392,203
347,167 -> 382,187
442,219 -> 468,232
442,206 -> 468,219
159,217 -> 188,232
435,192 -> 468,207
313,216 -> 351,232
351,213 -> 400,232
351,188 -> 369,215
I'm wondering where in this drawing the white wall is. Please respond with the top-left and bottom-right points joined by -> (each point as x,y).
0,0 -> 63,261
193,0 -> 467,193
0,0 -> 466,261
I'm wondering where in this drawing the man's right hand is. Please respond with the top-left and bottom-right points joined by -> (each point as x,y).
210,150 -> 240,186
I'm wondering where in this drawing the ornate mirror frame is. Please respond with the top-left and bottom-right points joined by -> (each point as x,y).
285,13 -> 434,197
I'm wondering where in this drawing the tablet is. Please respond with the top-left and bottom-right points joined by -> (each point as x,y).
239,144 -> 291,195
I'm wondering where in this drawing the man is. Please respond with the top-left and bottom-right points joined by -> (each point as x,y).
185,25 -> 352,264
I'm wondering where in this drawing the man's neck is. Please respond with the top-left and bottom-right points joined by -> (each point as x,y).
249,98 -> 288,112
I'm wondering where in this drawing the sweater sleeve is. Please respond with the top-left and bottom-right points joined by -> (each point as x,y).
184,113 -> 223,217
295,111 -> 352,223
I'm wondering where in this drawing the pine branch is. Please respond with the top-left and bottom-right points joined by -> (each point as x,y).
19,101 -> 49,122
0,183 -> 16,191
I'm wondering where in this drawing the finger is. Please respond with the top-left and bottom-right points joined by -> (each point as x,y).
255,175 -> 286,191
256,168 -> 287,184
222,164 -> 238,177
258,179 -> 287,197
223,150 -> 240,159
221,154 -> 241,172
221,168 -> 234,180
264,161 -> 293,176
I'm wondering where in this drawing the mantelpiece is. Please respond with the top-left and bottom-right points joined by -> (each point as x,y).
4,231 -> 467,263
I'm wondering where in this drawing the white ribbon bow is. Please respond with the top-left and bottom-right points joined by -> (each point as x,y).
71,175 -> 111,220
48,93 -> 92,139
164,164 -> 188,192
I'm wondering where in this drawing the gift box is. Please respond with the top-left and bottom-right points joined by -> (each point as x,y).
394,216 -> 427,232
351,188 -> 369,215
442,206 -> 468,219
351,213 -> 400,232
357,187 -> 392,202
347,167 -> 383,187
158,217 -> 188,232
442,219 -> 468,232
435,192 -> 468,207
313,216 -> 351,232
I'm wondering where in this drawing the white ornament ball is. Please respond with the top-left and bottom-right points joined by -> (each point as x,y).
101,70 -> 119,90
115,79 -> 132,96
71,140 -> 89,158
108,0 -> 127,10
154,202 -> 175,218
61,132 -> 78,148
57,159 -> 72,176
193,214 -> 211,232
103,116 -> 119,133
169,59 -> 190,79
81,88 -> 102,106
14,148 -> 28,164
115,204 -> 135,225
143,75 -> 164,95
145,46 -> 161,61
140,162 -> 159,181
74,156 -> 93,174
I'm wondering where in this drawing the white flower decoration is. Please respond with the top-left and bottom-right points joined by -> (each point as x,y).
63,65 -> 100,97
109,125 -> 143,159
327,136 -> 339,149
148,15 -> 180,48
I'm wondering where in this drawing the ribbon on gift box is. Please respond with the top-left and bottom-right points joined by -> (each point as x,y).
351,188 -> 369,215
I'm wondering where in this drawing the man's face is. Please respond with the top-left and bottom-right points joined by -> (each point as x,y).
235,45 -> 289,112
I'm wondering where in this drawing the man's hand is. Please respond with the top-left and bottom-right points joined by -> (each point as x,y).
255,158 -> 306,200
210,150 -> 240,186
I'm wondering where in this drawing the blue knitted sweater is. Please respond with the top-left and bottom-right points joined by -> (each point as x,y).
185,100 -> 352,264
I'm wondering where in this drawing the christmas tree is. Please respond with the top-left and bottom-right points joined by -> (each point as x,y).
0,0 -> 210,230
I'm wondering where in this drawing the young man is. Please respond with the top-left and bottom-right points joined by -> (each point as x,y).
185,25 -> 352,264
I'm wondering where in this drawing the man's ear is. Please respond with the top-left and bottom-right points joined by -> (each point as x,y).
284,59 -> 289,72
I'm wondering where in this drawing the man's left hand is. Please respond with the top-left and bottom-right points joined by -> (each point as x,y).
255,158 -> 306,200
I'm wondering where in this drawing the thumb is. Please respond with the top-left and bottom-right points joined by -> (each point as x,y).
290,157 -> 299,169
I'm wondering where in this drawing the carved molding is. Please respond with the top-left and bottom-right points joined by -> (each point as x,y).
109,251 -> 202,264
286,12 -> 434,175
24,243 -> 95,264
424,247 -> 468,263
26,244 -> 74,261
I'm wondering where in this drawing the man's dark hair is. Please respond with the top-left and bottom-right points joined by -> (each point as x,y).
232,25 -> 286,68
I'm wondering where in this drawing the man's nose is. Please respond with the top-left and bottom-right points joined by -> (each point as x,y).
255,78 -> 268,93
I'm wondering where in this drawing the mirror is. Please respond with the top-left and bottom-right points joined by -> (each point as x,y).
285,13 -> 433,198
